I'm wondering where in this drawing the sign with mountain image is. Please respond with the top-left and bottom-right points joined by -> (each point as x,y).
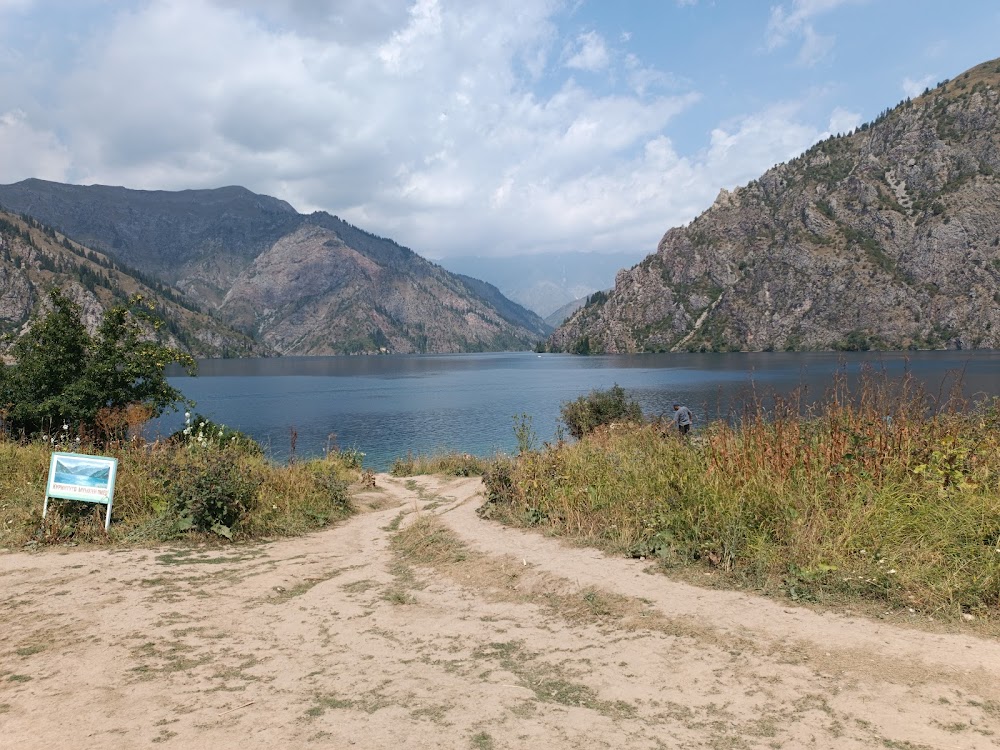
44,452 -> 119,531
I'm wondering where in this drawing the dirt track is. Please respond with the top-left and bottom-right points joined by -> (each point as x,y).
2,474 -> 999,749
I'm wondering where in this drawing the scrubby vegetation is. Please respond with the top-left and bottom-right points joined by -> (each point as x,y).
482,375 -> 1000,619
0,289 -> 359,547
390,450 -> 488,477
0,289 -> 195,441
0,437 -> 359,547
559,384 -> 643,439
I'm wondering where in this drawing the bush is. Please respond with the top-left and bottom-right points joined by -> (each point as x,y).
158,447 -> 262,538
559,384 -> 643,439
478,455 -> 518,519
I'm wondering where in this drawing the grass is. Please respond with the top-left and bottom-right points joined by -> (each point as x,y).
390,451 -> 488,477
482,369 -> 1000,620
0,437 -> 361,547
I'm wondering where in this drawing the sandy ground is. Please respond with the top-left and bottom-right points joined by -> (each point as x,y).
2,474 -> 999,749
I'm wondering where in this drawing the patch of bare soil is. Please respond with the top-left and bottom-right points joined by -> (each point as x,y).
2,474 -> 998,749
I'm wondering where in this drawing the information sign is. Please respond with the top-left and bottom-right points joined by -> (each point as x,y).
44,452 -> 119,531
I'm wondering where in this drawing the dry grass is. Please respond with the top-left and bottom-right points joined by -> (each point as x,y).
482,369 -> 1000,620
390,451 -> 488,478
0,438 -> 361,548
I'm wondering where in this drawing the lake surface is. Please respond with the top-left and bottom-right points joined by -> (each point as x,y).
156,351 -> 1000,471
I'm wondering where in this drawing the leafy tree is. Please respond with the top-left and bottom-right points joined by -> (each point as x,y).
0,288 -> 196,438
559,384 -> 643,439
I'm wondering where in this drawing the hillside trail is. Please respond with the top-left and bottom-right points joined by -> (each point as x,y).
1,474 -> 998,749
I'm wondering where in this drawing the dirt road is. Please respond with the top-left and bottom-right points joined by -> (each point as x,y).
2,475 -> 998,749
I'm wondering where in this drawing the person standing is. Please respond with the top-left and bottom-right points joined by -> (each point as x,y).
672,403 -> 693,435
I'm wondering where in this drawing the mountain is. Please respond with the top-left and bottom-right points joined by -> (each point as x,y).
550,57 -> 1000,354
0,180 -> 549,354
439,252 -> 639,317
543,292 -> 608,328
0,209 -> 263,357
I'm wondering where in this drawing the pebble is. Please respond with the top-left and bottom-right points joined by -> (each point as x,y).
962,613 -> 975,621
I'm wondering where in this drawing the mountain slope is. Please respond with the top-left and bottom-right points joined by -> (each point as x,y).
220,223 -> 550,354
551,57 -> 1000,354
0,180 -> 548,355
0,209 -> 264,357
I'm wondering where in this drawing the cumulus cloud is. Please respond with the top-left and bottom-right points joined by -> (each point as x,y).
0,0 -> 839,259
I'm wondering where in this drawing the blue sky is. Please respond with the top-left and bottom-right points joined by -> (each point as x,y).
0,0 -> 997,265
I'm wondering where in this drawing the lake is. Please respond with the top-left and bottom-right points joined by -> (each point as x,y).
156,351 -> 1000,471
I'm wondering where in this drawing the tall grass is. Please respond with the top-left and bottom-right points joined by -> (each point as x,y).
390,450 -> 488,477
483,369 -> 1000,617
0,437 -> 360,547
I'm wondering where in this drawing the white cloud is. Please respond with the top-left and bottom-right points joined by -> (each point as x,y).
827,106 -> 860,134
766,0 -> 865,66
0,0 -> 849,261
563,30 -> 610,72
0,109 -> 71,182
902,73 -> 937,98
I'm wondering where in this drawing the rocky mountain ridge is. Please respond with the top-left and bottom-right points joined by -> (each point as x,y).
0,181 -> 550,355
550,57 -> 1000,354
0,209 -> 263,357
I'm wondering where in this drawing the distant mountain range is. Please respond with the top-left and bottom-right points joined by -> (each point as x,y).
439,252 -> 640,318
549,56 -> 1000,353
0,180 -> 550,355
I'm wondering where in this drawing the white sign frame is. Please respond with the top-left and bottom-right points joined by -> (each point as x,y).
44,452 -> 119,531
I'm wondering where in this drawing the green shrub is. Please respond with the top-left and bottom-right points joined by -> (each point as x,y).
158,447 -> 262,538
559,384 -> 643,439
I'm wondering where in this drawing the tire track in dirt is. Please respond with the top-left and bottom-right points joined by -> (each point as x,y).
0,473 -> 996,749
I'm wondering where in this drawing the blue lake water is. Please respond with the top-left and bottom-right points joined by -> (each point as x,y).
154,351 -> 1000,471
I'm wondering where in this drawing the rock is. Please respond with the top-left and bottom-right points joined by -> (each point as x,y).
550,57 -> 1000,354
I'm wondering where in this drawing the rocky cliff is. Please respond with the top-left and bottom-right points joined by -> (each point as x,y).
551,57 -> 1000,353
0,182 -> 550,355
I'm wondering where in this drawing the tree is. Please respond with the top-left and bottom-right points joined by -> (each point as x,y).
0,288 -> 196,439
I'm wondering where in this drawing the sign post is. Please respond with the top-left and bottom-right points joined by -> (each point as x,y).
44,452 -> 119,532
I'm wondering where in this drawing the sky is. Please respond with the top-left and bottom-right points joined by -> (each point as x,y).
1,0 -> 998,266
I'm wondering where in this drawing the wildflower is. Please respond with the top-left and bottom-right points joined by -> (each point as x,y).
62,423 -> 69,432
